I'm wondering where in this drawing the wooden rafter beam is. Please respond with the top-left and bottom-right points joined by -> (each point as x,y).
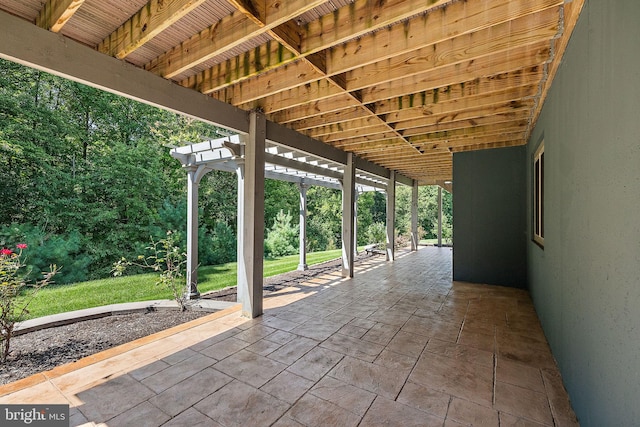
409,122 -> 529,142
326,0 -> 562,75
248,54 -> 544,122
187,0 -> 559,94
275,77 -> 540,125
297,99 -> 533,137
35,0 -> 85,32
397,111 -> 531,137
145,0 -> 329,78
97,0 -> 209,59
527,0 -> 586,140
361,42 -> 550,104
216,60 -> 326,105
290,92 -> 532,131
314,123 -> 391,142
331,133 -> 404,148
414,133 -> 527,153
182,0 -> 452,92
208,8 -> 558,106
382,85 -> 539,121
344,7 -> 560,91
451,140 -> 527,153
338,126 -> 527,152
365,152 -> 452,163
304,116 -> 386,138
290,107 -> 371,131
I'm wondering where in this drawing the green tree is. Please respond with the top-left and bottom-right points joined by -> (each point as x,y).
264,210 -> 298,257
307,187 -> 341,251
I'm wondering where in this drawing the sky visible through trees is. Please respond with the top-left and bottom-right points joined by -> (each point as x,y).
0,59 -> 451,284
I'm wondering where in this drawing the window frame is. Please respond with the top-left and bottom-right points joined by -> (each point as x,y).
533,141 -> 544,247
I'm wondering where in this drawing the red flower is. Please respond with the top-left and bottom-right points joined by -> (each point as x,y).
0,248 -> 13,256
16,243 -> 27,249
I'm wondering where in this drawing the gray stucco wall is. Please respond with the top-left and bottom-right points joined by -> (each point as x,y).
526,1 -> 640,425
452,146 -> 527,288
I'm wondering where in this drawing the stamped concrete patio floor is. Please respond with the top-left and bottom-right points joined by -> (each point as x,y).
0,247 -> 579,426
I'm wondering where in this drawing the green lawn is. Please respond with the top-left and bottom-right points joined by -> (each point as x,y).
23,249 -> 342,320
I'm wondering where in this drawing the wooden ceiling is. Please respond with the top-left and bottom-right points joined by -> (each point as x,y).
1,0 -> 583,184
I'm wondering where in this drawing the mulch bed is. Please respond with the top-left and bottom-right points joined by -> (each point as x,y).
0,254 -> 376,386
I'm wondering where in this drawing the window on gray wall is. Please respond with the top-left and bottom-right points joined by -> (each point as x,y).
533,142 -> 544,247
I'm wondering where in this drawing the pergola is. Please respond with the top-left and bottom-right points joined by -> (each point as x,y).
0,0 -> 583,318
169,132 -> 417,317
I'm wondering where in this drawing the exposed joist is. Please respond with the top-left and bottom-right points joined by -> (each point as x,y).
345,7 -> 560,91
35,0 -> 85,32
339,126 -> 527,152
97,0 -> 209,59
183,41 -> 298,93
386,102 -> 533,133
331,132 -> 404,148
326,0 -> 562,75
398,111 -> 531,137
382,85 -> 539,121
301,102 -> 532,140
305,117 -> 387,138
412,121 -> 528,141
0,10 -> 406,188
527,0 -> 586,139
256,55 -> 544,122
361,42 -> 550,104
315,123 -> 392,142
146,0 -> 329,78
184,0 -> 452,93
290,90 -> 534,131
290,107 -> 371,131
451,139 -> 527,152
274,76 -> 540,124
414,133 -> 527,152
216,60 -> 326,105
210,8 -> 558,107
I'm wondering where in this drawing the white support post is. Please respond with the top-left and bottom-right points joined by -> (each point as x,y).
353,191 -> 360,259
341,153 -> 356,277
185,167 -> 200,299
184,164 -> 210,299
386,170 -> 396,261
237,111 -> 266,318
411,180 -> 419,251
298,182 -> 309,271
437,186 -> 443,247
236,162 -> 246,305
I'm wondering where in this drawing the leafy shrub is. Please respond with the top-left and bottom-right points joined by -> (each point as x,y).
113,231 -> 187,310
0,243 -> 57,363
0,224 -> 90,284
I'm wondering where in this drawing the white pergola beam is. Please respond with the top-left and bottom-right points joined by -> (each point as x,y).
266,121 -> 347,165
